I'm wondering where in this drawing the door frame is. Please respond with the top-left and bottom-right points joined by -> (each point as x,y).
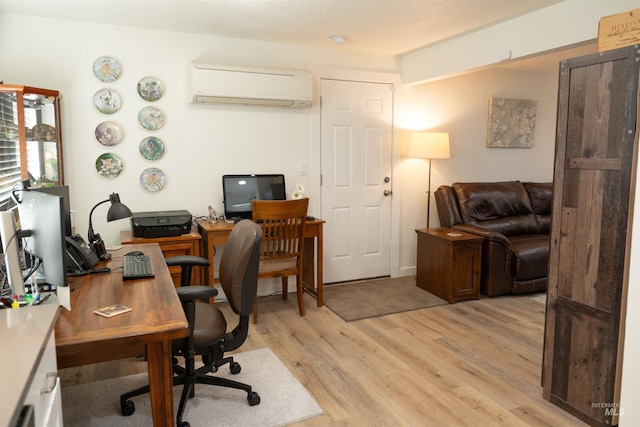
308,67 -> 402,279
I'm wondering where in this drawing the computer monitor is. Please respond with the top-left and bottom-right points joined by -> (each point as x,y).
222,174 -> 286,220
18,190 -> 68,292
0,211 -> 25,297
31,185 -> 72,236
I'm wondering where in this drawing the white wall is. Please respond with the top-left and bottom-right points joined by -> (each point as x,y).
395,65 -> 559,273
0,13 -> 397,248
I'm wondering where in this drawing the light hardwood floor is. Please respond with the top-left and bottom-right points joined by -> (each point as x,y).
59,291 -> 587,426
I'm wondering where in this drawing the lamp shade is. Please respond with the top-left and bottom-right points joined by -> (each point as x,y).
106,192 -> 132,222
408,132 -> 450,159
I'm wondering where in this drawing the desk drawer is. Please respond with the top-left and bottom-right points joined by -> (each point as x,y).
24,331 -> 62,427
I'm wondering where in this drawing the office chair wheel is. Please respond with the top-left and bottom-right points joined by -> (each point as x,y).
230,361 -> 241,374
248,391 -> 261,406
121,400 -> 135,416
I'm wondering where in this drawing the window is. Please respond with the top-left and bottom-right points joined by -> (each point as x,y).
0,92 -> 22,210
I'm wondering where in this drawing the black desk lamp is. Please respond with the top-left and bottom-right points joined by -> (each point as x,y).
88,192 -> 132,260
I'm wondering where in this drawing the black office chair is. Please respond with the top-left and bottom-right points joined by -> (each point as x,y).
120,219 -> 263,427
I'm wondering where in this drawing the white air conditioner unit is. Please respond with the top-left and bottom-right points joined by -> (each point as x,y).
190,62 -> 313,108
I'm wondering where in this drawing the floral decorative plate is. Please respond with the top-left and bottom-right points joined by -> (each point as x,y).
31,124 -> 56,142
137,76 -> 164,102
138,106 -> 164,130
139,136 -> 165,160
140,167 -> 166,192
93,56 -> 122,83
95,153 -> 123,178
93,89 -> 122,114
95,121 -> 123,146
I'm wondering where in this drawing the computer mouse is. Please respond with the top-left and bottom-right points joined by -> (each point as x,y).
125,251 -> 144,256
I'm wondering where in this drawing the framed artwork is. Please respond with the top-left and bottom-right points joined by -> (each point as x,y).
487,97 -> 537,148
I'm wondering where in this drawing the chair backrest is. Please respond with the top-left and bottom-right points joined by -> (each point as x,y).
251,198 -> 309,264
219,219 -> 262,316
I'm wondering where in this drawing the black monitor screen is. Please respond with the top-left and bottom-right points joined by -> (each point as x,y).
222,174 -> 286,220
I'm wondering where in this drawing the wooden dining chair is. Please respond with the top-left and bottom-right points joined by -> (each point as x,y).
251,197 -> 309,323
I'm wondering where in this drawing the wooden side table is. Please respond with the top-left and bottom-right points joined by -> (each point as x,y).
415,227 -> 483,303
120,229 -> 203,288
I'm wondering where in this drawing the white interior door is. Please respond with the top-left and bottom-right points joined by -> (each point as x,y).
320,79 -> 393,284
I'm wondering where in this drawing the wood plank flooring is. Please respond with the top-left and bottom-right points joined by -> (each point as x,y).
59,291 -> 587,426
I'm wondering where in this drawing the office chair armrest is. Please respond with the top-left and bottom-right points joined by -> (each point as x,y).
176,285 -> 218,301
166,255 -> 211,267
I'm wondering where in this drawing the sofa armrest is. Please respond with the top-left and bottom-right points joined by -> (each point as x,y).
451,224 -> 512,248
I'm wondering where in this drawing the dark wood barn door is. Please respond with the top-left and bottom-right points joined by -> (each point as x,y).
542,45 -> 639,426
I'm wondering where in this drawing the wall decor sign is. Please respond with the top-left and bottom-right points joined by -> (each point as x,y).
487,97 -> 537,148
93,56 -> 122,83
138,106 -> 165,130
139,136 -> 165,160
93,89 -> 122,114
95,153 -> 124,178
137,76 -> 164,101
95,121 -> 123,146
140,167 -> 166,192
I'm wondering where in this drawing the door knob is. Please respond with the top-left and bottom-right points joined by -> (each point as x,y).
384,189 -> 392,196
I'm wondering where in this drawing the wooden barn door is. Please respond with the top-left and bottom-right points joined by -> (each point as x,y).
542,46 -> 639,426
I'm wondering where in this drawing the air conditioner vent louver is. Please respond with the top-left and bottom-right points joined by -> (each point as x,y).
190,62 -> 313,109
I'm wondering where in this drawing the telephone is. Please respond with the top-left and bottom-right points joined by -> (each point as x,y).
65,234 -> 99,273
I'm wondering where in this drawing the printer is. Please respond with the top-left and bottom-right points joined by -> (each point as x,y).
131,210 -> 192,238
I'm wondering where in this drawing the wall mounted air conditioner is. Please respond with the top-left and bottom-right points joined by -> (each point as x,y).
190,62 -> 313,108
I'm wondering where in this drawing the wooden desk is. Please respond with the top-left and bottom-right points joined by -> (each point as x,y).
196,218 -> 324,306
55,244 -> 188,427
120,229 -> 203,287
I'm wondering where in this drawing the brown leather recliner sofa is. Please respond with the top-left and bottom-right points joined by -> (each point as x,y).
434,181 -> 552,296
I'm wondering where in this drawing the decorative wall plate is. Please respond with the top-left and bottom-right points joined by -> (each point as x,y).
137,76 -> 164,101
139,136 -> 165,160
138,106 -> 164,130
95,153 -> 123,178
140,167 -> 166,192
93,56 -> 122,83
31,124 -> 56,142
93,89 -> 122,114
95,121 -> 123,146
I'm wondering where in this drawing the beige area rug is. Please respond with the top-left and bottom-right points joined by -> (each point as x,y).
61,347 -> 323,427
323,275 -> 448,322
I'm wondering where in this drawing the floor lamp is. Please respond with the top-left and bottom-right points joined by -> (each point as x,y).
408,132 -> 450,228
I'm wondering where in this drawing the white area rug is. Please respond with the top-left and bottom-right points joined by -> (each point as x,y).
62,347 -> 323,426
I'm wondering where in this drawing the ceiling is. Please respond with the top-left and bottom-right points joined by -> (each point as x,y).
0,0 -> 565,56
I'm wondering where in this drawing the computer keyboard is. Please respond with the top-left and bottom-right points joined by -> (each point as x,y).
123,253 -> 155,280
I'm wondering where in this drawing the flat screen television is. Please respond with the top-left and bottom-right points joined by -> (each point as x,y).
222,174 -> 286,220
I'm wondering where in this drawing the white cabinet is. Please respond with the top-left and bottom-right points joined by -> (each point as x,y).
1,303 -> 62,427
24,331 -> 62,426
